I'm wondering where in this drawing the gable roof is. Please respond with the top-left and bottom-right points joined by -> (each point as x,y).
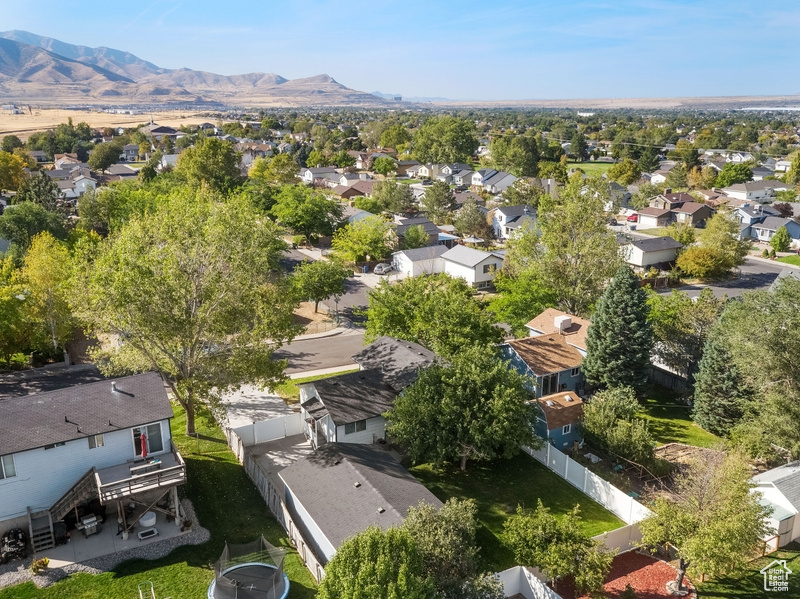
0,372 -> 172,455
753,461 -> 800,510
496,204 -> 535,219
350,180 -> 375,195
0,364 -> 106,400
756,216 -> 796,232
637,207 -> 671,217
629,236 -> 684,253
441,245 -> 501,268
393,245 -> 448,263
537,391 -> 584,430
506,335 -> 584,375
525,309 -> 590,351
396,217 -> 438,238
671,201 -> 711,215
350,336 -> 437,391
278,444 -> 442,558
302,369 -> 397,425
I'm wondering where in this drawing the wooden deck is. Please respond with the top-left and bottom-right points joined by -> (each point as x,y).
95,441 -> 186,504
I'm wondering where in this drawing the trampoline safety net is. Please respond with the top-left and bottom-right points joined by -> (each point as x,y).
212,536 -> 287,599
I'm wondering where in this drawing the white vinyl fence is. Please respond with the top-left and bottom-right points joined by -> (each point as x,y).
495,566 -> 563,599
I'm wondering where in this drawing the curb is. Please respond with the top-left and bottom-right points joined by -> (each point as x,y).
292,317 -> 354,341
746,254 -> 800,270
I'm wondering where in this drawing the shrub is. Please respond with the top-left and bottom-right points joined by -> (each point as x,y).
761,248 -> 770,258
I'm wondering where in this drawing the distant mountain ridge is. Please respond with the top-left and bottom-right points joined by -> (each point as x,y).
0,30 -> 385,106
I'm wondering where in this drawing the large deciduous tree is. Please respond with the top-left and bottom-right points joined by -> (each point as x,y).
421,181 -> 456,225
677,212 -> 750,279
15,171 -> 61,212
413,116 -> 478,164
488,270 -> 557,336
87,142 -> 123,173
715,163 -> 753,187
270,185 -> 343,241
582,265 -> 653,391
401,224 -> 430,250
373,179 -> 415,215
0,151 -> 27,191
331,215 -> 394,263
386,344 -> 537,470
248,154 -> 300,184
454,198 -> 492,239
175,137 -> 242,193
582,386 -> 655,464
76,191 -> 297,435
608,158 -> 641,185
365,273 -> 502,358
292,259 -> 350,312
0,200 -> 67,257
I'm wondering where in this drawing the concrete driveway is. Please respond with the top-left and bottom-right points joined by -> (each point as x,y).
656,257 -> 789,299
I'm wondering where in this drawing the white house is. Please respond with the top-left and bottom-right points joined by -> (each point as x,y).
722,181 -> 792,202
490,204 -> 537,240
300,167 -> 337,185
621,236 -> 683,270
73,175 -> 96,196
752,462 -> 800,549
442,245 -> 504,289
391,245 -> 447,277
0,370 -> 186,549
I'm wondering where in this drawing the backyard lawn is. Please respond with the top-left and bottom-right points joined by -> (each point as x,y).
0,407 -> 318,599
637,388 -> 720,448
567,161 -> 615,176
411,452 -> 624,572
696,543 -> 800,598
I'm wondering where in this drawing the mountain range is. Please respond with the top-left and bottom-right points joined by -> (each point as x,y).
0,30 -> 386,107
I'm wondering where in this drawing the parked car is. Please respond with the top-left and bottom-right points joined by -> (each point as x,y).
421,179 -> 433,186
627,213 -> 639,222
373,263 -> 394,275
608,217 -> 618,225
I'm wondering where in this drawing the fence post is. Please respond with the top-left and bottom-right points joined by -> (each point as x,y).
584,464 -> 589,494
564,455 -> 569,480
546,442 -> 551,466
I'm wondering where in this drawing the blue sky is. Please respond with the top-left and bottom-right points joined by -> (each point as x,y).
4,0 -> 799,100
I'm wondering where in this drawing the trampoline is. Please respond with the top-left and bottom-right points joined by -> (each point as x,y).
208,537 -> 289,599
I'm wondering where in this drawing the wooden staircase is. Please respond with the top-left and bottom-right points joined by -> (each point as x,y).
50,467 -> 98,523
27,507 -> 54,553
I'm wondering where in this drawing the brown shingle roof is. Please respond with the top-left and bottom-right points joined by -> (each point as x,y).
525,309 -> 590,351
638,207 -> 671,217
506,335 -> 583,376
672,201 -> 710,215
536,391 -> 584,430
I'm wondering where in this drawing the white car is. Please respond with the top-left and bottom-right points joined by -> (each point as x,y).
373,263 -> 394,275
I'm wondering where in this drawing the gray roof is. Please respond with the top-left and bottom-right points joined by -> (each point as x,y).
496,204 -> 535,219
0,364 -> 106,400
738,204 -> 781,219
756,216 -> 792,231
278,443 -> 442,558
393,245 -> 448,263
442,244 -> 501,268
753,461 -> 800,510
770,269 -> 800,292
0,372 -> 173,455
302,369 -> 397,426
350,336 -> 437,391
395,217 -> 439,238
629,236 -> 684,252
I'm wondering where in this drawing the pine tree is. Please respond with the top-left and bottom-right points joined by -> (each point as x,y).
692,337 -> 749,436
582,265 -> 653,391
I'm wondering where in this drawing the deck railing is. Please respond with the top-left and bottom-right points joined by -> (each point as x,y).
96,441 -> 186,504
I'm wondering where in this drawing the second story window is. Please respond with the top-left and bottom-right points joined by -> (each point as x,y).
0,454 -> 16,479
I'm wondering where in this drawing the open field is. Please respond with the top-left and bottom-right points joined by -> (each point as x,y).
0,108 -> 213,140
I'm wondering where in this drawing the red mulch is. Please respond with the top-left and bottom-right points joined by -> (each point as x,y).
554,552 -> 695,599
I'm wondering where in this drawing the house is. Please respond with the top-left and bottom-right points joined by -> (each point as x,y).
775,159 -> 793,173
483,171 -> 517,194
73,175 -> 96,196
342,205 -> 375,224
490,205 -> 536,240
649,170 -> 670,185
751,217 -> 800,247
440,163 -> 472,175
441,245 -> 503,289
0,369 -> 186,547
350,336 -> 437,390
636,207 -> 672,229
278,443 -> 442,564
671,202 -> 714,227
53,153 -> 80,169
395,217 -> 440,247
722,181 -> 791,202
338,173 -> 371,187
56,180 -> 78,200
649,192 -> 694,210
501,335 -> 584,398
120,144 -> 139,162
300,167 -> 337,185
534,391 -> 584,449
621,236 -> 683,270
392,245 -> 448,277
395,160 -> 420,177
105,164 -> 139,179
332,185 -> 363,200
29,151 -> 47,163
349,180 -> 375,197
525,309 -> 590,355
471,168 -> 498,187
752,462 -> 800,548
452,170 -> 475,187
751,167 -> 774,181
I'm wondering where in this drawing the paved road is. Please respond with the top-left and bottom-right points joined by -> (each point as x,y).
656,257 -> 789,299
274,328 -> 365,374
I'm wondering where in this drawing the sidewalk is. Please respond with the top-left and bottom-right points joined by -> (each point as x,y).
288,364 -> 359,380
747,252 -> 800,270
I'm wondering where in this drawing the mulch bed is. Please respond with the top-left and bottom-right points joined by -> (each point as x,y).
555,552 -> 695,599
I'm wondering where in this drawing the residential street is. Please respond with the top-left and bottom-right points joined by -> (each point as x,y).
657,256 -> 791,299
274,328 -> 365,374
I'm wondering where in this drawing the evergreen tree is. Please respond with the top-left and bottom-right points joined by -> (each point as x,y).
582,265 -> 653,391
570,131 -> 589,162
692,338 -> 750,436
637,146 -> 659,173
15,171 -> 61,212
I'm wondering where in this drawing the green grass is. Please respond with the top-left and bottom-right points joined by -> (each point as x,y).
632,228 -> 666,236
273,368 -> 359,403
567,161 -> 615,175
777,255 -> 800,267
0,406 -> 318,599
410,452 -> 624,572
637,387 -> 721,448
696,543 -> 800,598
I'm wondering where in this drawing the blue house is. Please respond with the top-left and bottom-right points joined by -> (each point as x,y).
533,391 -> 584,449
501,334 -> 585,398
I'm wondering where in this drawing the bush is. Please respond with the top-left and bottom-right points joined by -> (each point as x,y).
292,234 -> 307,247
31,557 -> 49,574
676,246 -> 731,279
770,249 -> 776,258
761,249 -> 770,258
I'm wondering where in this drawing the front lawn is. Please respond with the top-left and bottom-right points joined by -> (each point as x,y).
777,255 -> 800,267
0,407 -> 318,599
567,161 -> 615,176
410,452 -> 624,572
637,387 -> 720,448
696,543 -> 800,598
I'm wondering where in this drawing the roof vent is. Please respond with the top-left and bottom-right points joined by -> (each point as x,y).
111,381 -> 117,392
565,395 -> 573,402
546,400 -> 555,406
353,481 -> 361,488
377,507 -> 385,514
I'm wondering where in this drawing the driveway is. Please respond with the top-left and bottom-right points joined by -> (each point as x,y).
657,257 -> 788,299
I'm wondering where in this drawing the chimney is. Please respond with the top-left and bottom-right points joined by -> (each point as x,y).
665,188 -> 672,195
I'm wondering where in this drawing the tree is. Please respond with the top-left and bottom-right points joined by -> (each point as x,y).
503,500 -> 614,595
454,199 -> 492,239
379,124 -> 411,150
692,338 -> 750,436
488,270 -> 557,336
421,181 -> 456,225
676,246 -> 731,279
570,131 -> 589,162
582,265 -> 653,391
138,141 -> 150,160
331,150 -> 356,169
76,192 -> 296,435
665,164 -> 688,189
608,158 -> 642,185
372,156 -> 396,176
537,160 -> 568,184
0,151 -> 26,191
412,116 -> 478,164
306,148 -> 328,168
694,212 -> 750,273
773,202 -> 794,218
292,259 -> 350,312
501,177 -> 548,209
785,152 -> 800,185
0,256 -> 28,362
175,137 -> 242,193
360,121 -> 389,149
88,142 -> 122,173
673,140 -> 700,171
270,186 -> 343,241
353,195 -> 383,215
1,135 -> 23,153
318,526 -> 434,599
402,224 -> 430,250
249,154 -> 300,184
687,166 -> 718,190
646,287 -> 725,379
15,171 -> 61,211
662,222 -> 695,248
17,232 -> 74,355
0,201 -> 67,257
490,135 -> 540,177
373,179 -> 415,215
639,452 -> 772,587
637,146 -> 659,173
630,182 -> 662,211
365,274 -> 502,358
386,344 -> 536,471
332,215 -> 394,263
715,163 -> 753,187
770,225 -> 791,252
582,386 -> 655,464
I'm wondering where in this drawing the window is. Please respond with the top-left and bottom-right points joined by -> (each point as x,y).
571,367 -> 580,377
44,442 -> 66,450
482,263 -> 497,274
541,373 -> 558,396
88,434 -> 104,449
0,454 -> 16,479
133,423 -> 164,456
344,420 -> 367,435
562,424 -> 572,435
